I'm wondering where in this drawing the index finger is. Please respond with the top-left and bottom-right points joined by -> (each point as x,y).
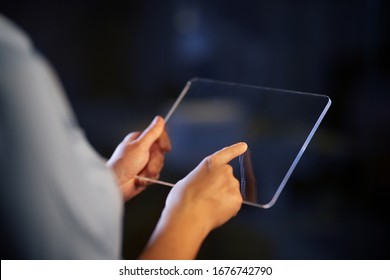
157,129 -> 172,153
211,142 -> 248,165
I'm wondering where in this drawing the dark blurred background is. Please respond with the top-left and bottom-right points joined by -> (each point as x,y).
1,0 -> 389,259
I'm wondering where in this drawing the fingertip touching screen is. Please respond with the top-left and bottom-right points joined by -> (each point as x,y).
148,78 -> 331,209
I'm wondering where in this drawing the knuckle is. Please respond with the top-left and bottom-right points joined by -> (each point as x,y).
130,140 -> 142,149
148,159 -> 161,173
231,177 -> 240,189
204,155 -> 215,167
134,137 -> 149,148
223,164 -> 233,174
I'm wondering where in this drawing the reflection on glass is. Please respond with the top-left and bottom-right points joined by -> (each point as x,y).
239,150 -> 257,203
157,78 -> 331,209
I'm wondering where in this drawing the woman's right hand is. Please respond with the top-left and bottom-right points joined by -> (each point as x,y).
140,142 -> 247,259
164,142 -> 248,233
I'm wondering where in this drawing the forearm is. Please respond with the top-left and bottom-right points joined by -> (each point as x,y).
139,207 -> 210,260
139,143 -> 247,259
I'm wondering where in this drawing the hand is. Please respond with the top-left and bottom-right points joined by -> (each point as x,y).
164,142 -> 248,234
107,116 -> 171,201
139,142 -> 247,259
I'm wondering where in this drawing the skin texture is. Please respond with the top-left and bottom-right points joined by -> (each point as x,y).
107,116 -> 247,259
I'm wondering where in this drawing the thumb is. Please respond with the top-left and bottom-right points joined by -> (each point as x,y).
136,116 -> 165,148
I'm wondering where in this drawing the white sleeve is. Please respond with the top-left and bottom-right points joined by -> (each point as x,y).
0,14 -> 123,259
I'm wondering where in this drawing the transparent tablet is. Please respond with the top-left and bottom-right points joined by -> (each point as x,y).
139,78 -> 331,209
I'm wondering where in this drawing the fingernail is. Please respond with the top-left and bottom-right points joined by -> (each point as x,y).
240,142 -> 248,150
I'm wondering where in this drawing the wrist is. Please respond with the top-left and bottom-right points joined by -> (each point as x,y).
160,203 -> 211,241
140,203 -> 211,259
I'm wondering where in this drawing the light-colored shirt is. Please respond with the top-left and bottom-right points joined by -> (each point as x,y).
0,14 -> 123,259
